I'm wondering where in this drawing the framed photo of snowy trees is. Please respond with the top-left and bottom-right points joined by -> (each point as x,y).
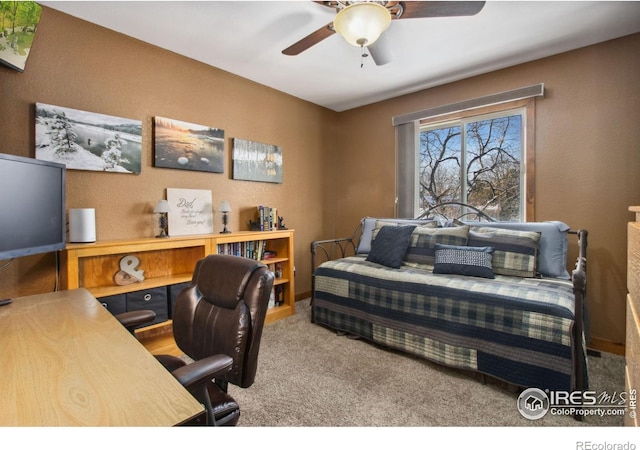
0,1 -> 42,72
35,103 -> 142,173
232,138 -> 283,183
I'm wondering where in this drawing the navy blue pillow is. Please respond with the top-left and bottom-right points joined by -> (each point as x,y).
433,243 -> 495,279
366,225 -> 416,269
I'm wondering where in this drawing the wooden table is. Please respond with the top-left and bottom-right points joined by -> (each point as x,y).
0,288 -> 203,426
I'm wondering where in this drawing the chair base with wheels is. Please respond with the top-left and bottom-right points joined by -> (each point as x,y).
156,353 -> 239,426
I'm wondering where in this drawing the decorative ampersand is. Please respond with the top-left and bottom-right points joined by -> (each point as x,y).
113,255 -> 145,286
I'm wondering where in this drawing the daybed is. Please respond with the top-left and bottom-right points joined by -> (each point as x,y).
310,216 -> 588,393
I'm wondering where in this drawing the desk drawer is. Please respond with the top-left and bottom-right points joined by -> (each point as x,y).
98,294 -> 127,315
126,287 -> 168,325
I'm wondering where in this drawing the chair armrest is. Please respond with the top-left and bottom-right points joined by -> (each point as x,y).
155,354 -> 188,372
114,310 -> 156,329
170,354 -> 234,390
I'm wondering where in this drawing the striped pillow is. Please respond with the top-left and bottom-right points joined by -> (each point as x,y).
468,226 -> 541,277
402,225 -> 470,268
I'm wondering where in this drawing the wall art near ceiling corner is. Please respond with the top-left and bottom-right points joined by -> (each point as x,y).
0,1 -> 42,72
153,117 -> 224,173
166,188 -> 214,236
232,138 -> 282,183
35,103 -> 142,173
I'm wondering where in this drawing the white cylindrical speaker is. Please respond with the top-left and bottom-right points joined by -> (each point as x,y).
69,208 -> 96,243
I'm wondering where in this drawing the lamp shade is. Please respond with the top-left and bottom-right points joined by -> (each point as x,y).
333,2 -> 391,47
218,200 -> 232,213
153,199 -> 170,214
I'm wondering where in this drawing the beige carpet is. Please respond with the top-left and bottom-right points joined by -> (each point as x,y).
230,299 -> 626,427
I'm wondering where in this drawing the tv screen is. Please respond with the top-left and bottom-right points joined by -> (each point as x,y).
0,153 -> 66,260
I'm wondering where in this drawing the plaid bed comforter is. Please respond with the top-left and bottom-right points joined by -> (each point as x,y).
313,256 -> 586,391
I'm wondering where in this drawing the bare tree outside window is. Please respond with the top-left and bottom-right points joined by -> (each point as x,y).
419,112 -> 523,221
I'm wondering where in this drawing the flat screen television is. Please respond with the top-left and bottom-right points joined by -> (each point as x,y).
0,153 -> 66,260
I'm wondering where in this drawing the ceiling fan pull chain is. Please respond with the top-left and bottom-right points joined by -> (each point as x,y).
360,45 -> 369,68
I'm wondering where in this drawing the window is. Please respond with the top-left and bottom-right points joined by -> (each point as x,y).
394,85 -> 542,222
419,107 -> 526,221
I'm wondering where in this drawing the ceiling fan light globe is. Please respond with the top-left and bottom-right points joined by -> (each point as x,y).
333,2 -> 391,47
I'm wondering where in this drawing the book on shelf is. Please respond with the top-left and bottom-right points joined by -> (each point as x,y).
217,239 -> 268,260
267,262 -> 283,279
275,285 -> 285,306
268,288 -> 275,309
267,285 -> 285,309
257,205 -> 278,231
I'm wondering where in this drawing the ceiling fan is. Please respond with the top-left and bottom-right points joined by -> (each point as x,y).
282,1 -> 486,66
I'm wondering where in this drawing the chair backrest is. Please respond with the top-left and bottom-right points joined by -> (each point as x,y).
172,254 -> 274,388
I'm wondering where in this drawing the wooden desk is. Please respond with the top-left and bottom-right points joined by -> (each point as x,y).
0,288 -> 203,426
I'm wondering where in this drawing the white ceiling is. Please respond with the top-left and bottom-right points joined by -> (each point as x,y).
40,1 -> 640,112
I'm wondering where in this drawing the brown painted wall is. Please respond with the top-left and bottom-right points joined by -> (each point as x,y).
1,6 -> 638,345
327,33 -> 640,345
0,7 -> 335,299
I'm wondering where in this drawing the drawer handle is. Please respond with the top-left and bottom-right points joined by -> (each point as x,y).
143,293 -> 152,301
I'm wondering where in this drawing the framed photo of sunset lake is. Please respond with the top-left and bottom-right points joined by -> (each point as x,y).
153,117 -> 224,173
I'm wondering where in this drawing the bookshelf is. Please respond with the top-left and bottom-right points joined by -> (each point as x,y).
59,230 -> 295,328
214,230 -> 295,323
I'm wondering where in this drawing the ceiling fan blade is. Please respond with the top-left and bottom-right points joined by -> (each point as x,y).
400,1 -> 486,19
282,22 -> 335,56
368,34 -> 394,66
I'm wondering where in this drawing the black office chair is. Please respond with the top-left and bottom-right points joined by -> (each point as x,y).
155,254 -> 274,426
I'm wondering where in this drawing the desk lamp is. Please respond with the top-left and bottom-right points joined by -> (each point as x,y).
219,200 -> 231,234
154,200 -> 170,238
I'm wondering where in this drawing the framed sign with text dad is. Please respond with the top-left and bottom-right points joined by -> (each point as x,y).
166,188 -> 214,236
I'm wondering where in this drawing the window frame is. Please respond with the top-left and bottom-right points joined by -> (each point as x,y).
415,98 -> 536,221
